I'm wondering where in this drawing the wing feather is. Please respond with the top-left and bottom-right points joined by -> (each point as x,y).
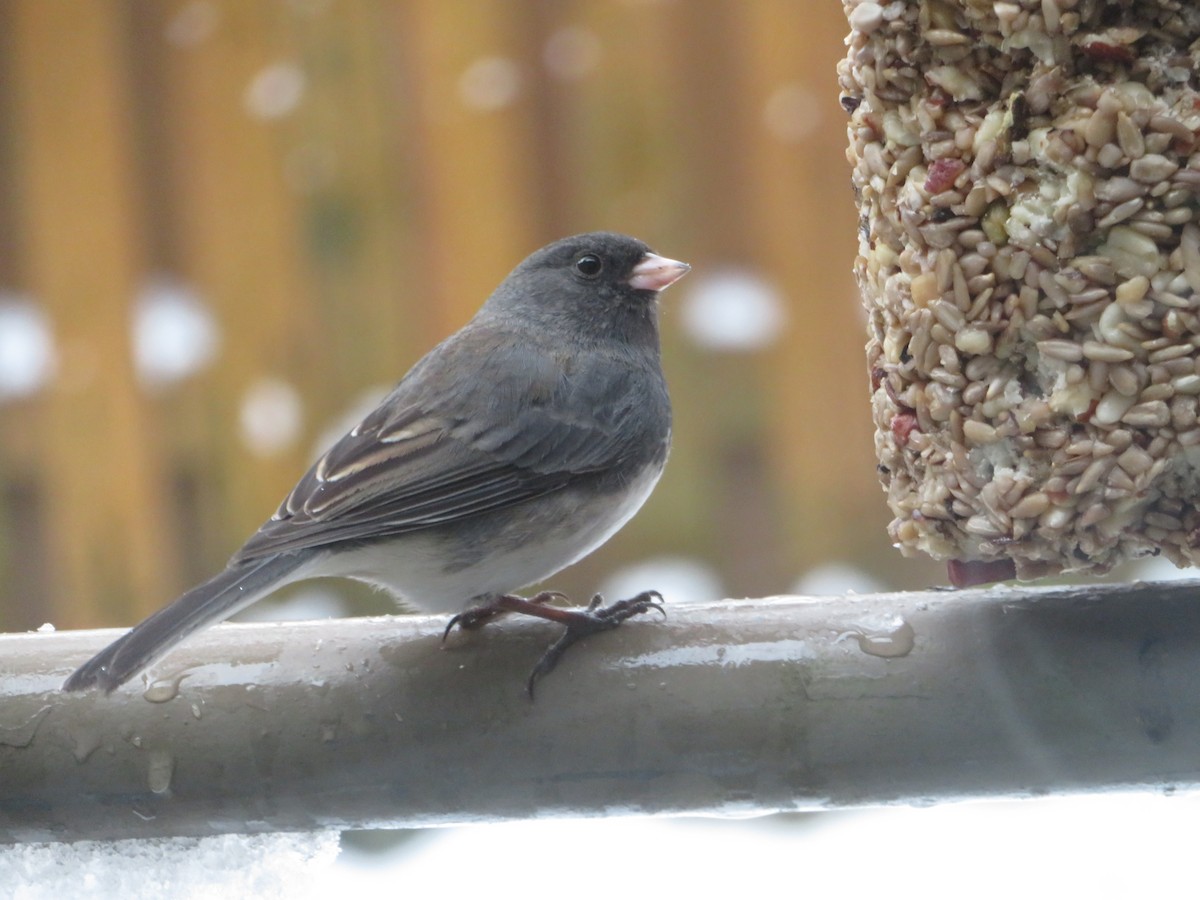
232,327 -> 669,565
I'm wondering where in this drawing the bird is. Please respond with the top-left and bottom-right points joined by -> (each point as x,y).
63,232 -> 690,696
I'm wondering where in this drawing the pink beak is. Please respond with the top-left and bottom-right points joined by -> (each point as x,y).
628,252 -> 691,292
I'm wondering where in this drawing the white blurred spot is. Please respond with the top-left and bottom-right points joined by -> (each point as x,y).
679,269 -> 787,352
0,295 -> 56,401
599,556 -> 725,606
132,276 -> 220,390
36,623 -> 56,634
239,377 -> 304,458
458,57 -> 522,111
244,62 -> 307,120
164,0 -> 220,47
792,562 -> 885,596
543,27 -> 602,80
763,83 -> 822,143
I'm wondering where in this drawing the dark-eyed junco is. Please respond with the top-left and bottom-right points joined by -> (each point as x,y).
64,232 -> 689,695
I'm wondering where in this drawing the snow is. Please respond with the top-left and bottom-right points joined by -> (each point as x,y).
678,269 -> 787,353
0,295 -> 56,401
0,831 -> 339,900
244,63 -> 307,120
458,57 -> 522,111
239,377 -> 304,458
132,277 -> 219,389
4,790 -> 1199,897
764,82 -> 823,143
325,794 -> 1200,899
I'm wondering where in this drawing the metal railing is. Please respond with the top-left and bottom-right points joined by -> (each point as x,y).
4,582 -> 1198,843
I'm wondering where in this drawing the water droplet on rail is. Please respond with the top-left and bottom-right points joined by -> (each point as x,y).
147,749 -> 174,795
839,619 -> 915,659
143,672 -> 188,703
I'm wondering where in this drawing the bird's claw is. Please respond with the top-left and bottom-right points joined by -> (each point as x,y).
526,590 -> 666,699
441,589 -> 666,699
585,590 -> 666,620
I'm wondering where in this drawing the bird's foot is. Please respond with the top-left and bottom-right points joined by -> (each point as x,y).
442,590 -> 665,698
525,591 -> 664,697
442,590 -> 567,640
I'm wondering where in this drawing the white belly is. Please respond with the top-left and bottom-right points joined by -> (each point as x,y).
296,464 -> 663,613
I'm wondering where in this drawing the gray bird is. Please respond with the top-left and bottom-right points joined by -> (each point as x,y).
64,232 -> 689,695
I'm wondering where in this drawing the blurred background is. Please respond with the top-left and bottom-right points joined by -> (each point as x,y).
0,0 -> 918,634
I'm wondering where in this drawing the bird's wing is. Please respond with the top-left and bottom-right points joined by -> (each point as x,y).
232,334 -> 667,563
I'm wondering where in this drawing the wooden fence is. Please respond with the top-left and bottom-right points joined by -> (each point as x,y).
0,1 -> 900,631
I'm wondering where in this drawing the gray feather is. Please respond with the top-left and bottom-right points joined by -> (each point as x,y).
62,554 -> 306,693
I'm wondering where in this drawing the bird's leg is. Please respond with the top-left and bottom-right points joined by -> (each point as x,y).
442,590 -> 567,639
442,590 -> 666,698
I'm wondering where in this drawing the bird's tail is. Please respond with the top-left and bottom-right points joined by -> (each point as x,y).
62,554 -> 307,693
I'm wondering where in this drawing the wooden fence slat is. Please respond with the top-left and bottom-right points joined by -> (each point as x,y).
392,1 -> 543,337
157,1 -> 316,548
8,0 -> 174,625
740,2 -> 889,572
287,2 -> 427,400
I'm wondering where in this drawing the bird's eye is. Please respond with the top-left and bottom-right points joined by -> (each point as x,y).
574,254 -> 603,277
